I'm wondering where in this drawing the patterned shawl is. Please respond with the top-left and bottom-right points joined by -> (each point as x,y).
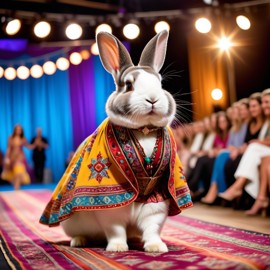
40,119 -> 193,226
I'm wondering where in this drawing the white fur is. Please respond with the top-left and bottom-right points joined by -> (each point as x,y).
61,200 -> 169,252
61,31 -> 175,253
106,71 -> 176,129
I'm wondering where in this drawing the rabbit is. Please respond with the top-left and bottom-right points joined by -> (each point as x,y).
41,30 -> 192,253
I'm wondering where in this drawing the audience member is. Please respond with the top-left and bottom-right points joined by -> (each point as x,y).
1,125 -> 35,190
201,100 -> 250,204
221,92 -> 266,194
187,111 -> 231,200
219,89 -> 270,202
245,156 -> 270,216
31,128 -> 49,183
185,115 -> 216,178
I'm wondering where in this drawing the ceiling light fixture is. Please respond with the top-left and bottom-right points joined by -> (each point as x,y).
154,21 -> 170,33
195,17 -> 212,33
6,19 -> 21,35
123,22 -> 140,40
236,15 -> 251,30
96,23 -> 112,34
34,21 -> 51,38
65,23 -> 83,40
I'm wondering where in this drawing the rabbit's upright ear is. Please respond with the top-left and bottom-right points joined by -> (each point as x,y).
138,30 -> 169,73
96,32 -> 134,79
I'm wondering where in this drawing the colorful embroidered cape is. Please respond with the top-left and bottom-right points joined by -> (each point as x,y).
40,119 -> 193,226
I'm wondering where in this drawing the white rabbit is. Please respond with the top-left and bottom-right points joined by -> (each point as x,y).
40,30 -> 192,253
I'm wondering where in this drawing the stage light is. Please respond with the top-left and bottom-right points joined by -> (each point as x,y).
154,21 -> 170,33
236,15 -> 251,30
4,67 -> 16,80
195,17 -> 212,33
56,57 -> 70,71
34,21 -> 51,38
17,66 -> 30,80
30,64 -> 43,78
96,23 -> 112,34
91,43 -> 99,55
123,23 -> 140,39
211,88 -> 223,101
6,19 -> 21,35
0,66 -> 4,78
65,23 -> 82,40
218,36 -> 232,51
80,50 -> 90,60
69,52 -> 82,65
43,61 -> 56,75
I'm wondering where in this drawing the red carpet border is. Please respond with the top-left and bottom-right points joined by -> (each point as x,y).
0,190 -> 269,270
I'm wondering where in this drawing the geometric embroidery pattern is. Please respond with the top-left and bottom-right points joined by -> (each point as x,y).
88,152 -> 112,183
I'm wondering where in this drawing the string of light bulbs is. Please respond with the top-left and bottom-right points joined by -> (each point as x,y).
0,44 -> 100,80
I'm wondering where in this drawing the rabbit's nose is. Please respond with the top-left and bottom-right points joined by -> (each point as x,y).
146,98 -> 158,105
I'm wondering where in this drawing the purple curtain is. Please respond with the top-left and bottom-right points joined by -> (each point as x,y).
68,58 -> 96,149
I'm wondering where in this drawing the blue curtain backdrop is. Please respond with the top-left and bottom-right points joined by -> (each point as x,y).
0,69 -> 73,182
0,55 -> 115,182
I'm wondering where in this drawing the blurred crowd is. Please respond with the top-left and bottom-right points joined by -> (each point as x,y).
172,88 -> 270,217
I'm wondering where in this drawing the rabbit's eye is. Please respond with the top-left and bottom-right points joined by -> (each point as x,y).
125,81 -> 133,92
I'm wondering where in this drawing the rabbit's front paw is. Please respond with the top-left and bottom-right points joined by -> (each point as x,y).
70,236 -> 88,247
144,241 -> 168,253
106,241 -> 129,252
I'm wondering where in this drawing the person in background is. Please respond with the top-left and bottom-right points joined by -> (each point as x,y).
219,89 -> 270,203
31,128 -> 48,183
245,156 -> 270,216
185,115 -> 216,180
201,100 -> 249,204
1,125 -> 35,190
187,111 -> 231,200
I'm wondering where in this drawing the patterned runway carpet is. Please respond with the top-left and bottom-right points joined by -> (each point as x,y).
0,190 -> 269,270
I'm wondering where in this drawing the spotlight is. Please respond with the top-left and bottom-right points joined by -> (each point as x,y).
4,67 -> 16,80
236,15 -> 251,30
65,23 -> 82,40
211,88 -> 223,101
154,21 -> 170,33
195,17 -> 212,33
30,64 -> 43,78
90,43 -> 99,55
69,52 -> 82,65
123,23 -> 140,39
5,19 -> 21,35
17,66 -> 30,80
56,57 -> 70,71
203,0 -> 213,4
0,66 -> 4,78
6,19 -> 21,35
218,36 -> 232,51
43,61 -> 56,75
96,23 -> 112,34
34,21 -> 51,38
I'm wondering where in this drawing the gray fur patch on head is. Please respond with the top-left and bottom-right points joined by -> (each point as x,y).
116,66 -> 160,92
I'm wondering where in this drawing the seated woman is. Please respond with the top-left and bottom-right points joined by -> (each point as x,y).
1,125 -> 35,190
187,111 -> 231,200
201,100 -> 250,204
219,89 -> 270,202
185,114 -> 217,180
245,156 -> 270,216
